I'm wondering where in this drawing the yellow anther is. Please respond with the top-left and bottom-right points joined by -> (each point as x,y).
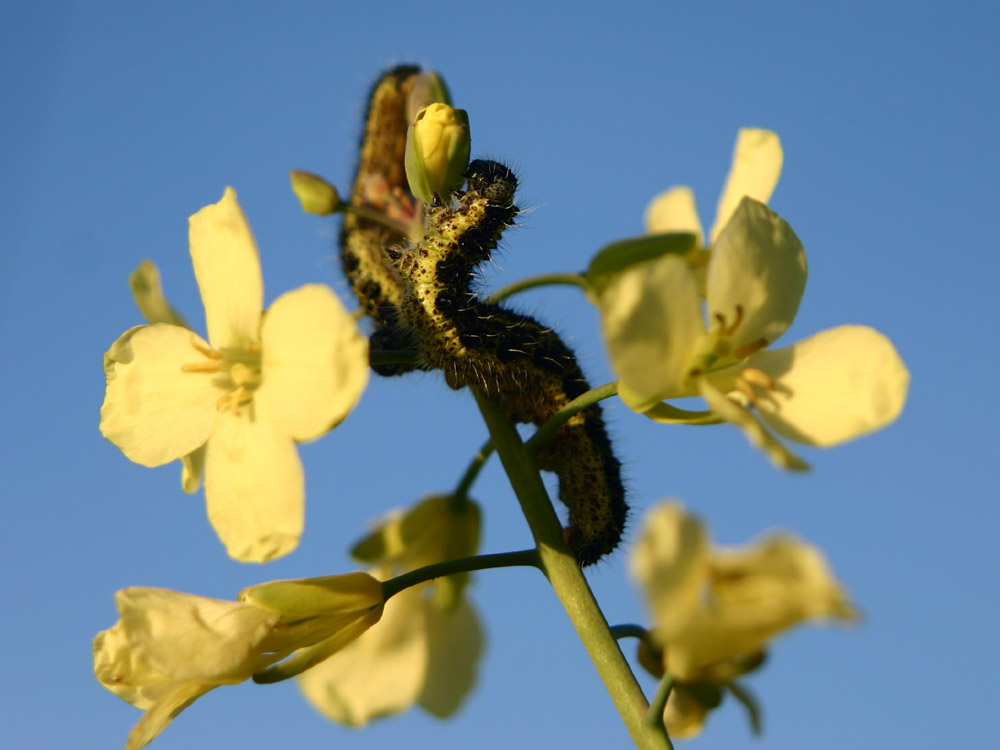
190,337 -> 222,359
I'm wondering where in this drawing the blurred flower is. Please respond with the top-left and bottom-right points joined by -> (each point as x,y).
298,495 -> 484,725
598,197 -> 909,469
630,501 -> 856,737
95,576 -> 383,750
100,187 -> 369,562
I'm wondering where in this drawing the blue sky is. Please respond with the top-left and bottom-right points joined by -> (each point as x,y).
2,1 -> 997,748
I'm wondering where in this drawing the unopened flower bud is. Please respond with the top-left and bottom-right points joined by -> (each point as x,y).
405,102 -> 471,204
290,170 -> 342,215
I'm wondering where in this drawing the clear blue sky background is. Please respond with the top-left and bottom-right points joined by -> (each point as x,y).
2,2 -> 997,748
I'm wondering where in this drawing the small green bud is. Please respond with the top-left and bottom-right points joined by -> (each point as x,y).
405,102 -> 471,204
289,170 -> 342,215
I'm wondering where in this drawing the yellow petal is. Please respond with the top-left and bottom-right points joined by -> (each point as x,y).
745,325 -> 910,446
256,284 -> 369,442
129,260 -> 189,327
630,502 -> 710,633
712,535 -> 858,624
188,187 -> 264,350
709,129 -> 783,244
125,681 -> 214,750
419,598 -> 484,717
698,378 -> 809,471
643,186 -> 704,242
663,686 -> 712,739
707,198 -> 806,352
100,324 -> 221,466
297,585 -> 428,726
204,408 -> 304,563
599,255 -> 704,409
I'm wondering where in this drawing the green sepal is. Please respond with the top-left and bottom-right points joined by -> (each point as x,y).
586,231 -> 698,295
727,681 -> 764,735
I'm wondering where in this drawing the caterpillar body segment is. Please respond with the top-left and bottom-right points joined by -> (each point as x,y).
340,66 -> 424,374
394,160 -> 627,565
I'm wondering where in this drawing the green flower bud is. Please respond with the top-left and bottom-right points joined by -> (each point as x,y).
405,102 -> 471,204
289,170 -> 342,215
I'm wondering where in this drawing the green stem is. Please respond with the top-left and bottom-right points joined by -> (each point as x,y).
487,272 -> 591,304
644,673 -> 676,748
474,390 -> 671,750
525,381 -> 619,456
382,549 -> 541,600
610,623 -> 650,642
453,439 -> 494,500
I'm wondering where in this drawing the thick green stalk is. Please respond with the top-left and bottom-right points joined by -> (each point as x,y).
474,390 -> 671,750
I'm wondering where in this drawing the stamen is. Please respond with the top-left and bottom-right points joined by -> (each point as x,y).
181,361 -> 220,374
190,337 -> 222,359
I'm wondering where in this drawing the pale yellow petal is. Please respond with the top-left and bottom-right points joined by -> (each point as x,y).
125,681 -> 214,750
188,187 -> 264,350
643,186 -> 704,242
256,284 -> 369,442
129,260 -> 189,327
419,599 -> 484,717
712,535 -> 858,623
100,324 -> 221,466
116,588 -> 276,680
745,325 -> 910,446
204,408 -> 304,563
297,586 -> 428,726
599,255 -> 704,409
698,378 -> 809,471
706,198 -> 806,351
663,686 -> 711,739
630,502 -> 710,633
709,129 -> 783,244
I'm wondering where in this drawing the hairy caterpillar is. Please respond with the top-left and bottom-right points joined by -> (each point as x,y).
340,67 -> 627,565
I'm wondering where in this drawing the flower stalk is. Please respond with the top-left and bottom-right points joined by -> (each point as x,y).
474,389 -> 672,750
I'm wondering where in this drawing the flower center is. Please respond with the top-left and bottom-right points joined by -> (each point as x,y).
181,336 -> 263,415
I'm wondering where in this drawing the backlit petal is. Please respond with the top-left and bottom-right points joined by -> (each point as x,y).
698,378 -> 809,470
707,198 -> 806,351
644,186 -> 704,242
419,599 -> 484,717
125,681 -> 213,750
257,284 -> 369,442
709,129 -> 783,244
129,260 -> 190,327
600,255 -> 704,410
100,324 -> 221,466
189,187 -> 264,350
297,585 -> 428,727
204,407 -> 304,563
630,502 -> 710,633
745,325 -> 910,446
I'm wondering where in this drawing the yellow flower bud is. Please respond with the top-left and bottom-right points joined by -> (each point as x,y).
289,170 -> 342,215
405,102 -> 471,204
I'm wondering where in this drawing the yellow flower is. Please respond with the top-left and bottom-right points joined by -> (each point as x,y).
298,495 -> 484,725
598,197 -> 909,469
645,128 -> 783,246
100,188 -> 369,562
96,575 -> 384,750
630,501 -> 856,737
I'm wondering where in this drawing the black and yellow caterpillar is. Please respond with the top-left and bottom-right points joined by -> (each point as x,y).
340,67 -> 626,565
